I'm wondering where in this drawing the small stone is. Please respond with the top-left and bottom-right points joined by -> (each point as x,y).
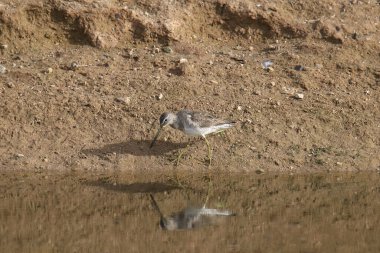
115,97 -> 131,104
336,162 -> 343,166
315,63 -> 323,69
15,154 -> 25,159
0,44 -> 8,49
179,58 -> 188,64
0,64 -> 6,74
255,169 -> 265,174
157,93 -> 164,100
162,46 -> 173,53
177,62 -> 194,76
43,158 -> 48,162
93,32 -> 118,49
70,62 -> 79,70
252,90 -> 261,95
6,82 -> 14,88
47,67 -> 53,74
210,80 -> 218,84
249,46 -> 254,51
270,81 -> 276,86
262,60 -> 273,70
294,65 -> 306,71
152,46 -> 160,53
294,93 -> 304,99
237,105 -> 242,111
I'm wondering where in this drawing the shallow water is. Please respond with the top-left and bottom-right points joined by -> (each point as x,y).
1,170 -> 379,252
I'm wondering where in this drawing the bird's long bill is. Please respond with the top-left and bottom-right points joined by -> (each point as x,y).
150,126 -> 162,148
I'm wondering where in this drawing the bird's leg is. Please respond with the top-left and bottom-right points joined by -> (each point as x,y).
203,136 -> 212,167
203,177 -> 213,208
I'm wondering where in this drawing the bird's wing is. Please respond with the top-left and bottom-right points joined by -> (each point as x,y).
187,111 -> 228,128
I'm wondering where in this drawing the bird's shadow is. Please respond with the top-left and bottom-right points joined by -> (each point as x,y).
84,179 -> 180,193
81,139 -> 188,158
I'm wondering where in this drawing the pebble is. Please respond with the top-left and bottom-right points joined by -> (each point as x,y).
315,63 -> 323,69
15,153 -> 25,159
152,46 -> 160,53
294,65 -> 306,71
336,162 -> 343,166
162,46 -> 173,53
115,97 -> 131,104
237,105 -> 243,111
261,60 -> 273,70
0,44 -> 8,49
179,58 -> 188,64
0,64 -> 6,74
255,169 -> 265,174
252,90 -> 261,95
6,82 -> 14,88
157,93 -> 164,100
294,93 -> 304,99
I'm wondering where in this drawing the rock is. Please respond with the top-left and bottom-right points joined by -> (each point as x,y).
252,90 -> 262,95
0,64 -> 6,74
237,105 -> 243,111
315,63 -> 323,69
6,82 -> 14,88
70,62 -> 79,70
176,62 -> 194,76
47,67 -> 53,74
0,44 -> 8,49
91,32 -> 118,49
179,58 -> 188,64
261,60 -> 273,70
294,93 -> 304,99
152,46 -> 160,53
255,169 -> 265,174
15,154 -> 24,159
294,65 -> 306,71
157,93 -> 164,100
162,46 -> 173,53
115,97 -> 131,104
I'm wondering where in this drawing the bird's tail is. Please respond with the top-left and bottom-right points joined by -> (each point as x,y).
199,208 -> 236,216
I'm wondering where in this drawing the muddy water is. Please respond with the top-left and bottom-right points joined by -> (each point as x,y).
1,170 -> 379,253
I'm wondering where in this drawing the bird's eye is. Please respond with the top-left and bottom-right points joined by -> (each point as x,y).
163,119 -> 167,122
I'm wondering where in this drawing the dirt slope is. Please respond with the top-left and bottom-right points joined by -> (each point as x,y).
0,0 -> 379,172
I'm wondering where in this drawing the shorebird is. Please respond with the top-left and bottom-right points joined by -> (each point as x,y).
149,110 -> 236,165
149,194 -> 235,231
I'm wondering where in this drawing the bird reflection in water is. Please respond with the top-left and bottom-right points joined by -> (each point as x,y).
149,194 -> 235,231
